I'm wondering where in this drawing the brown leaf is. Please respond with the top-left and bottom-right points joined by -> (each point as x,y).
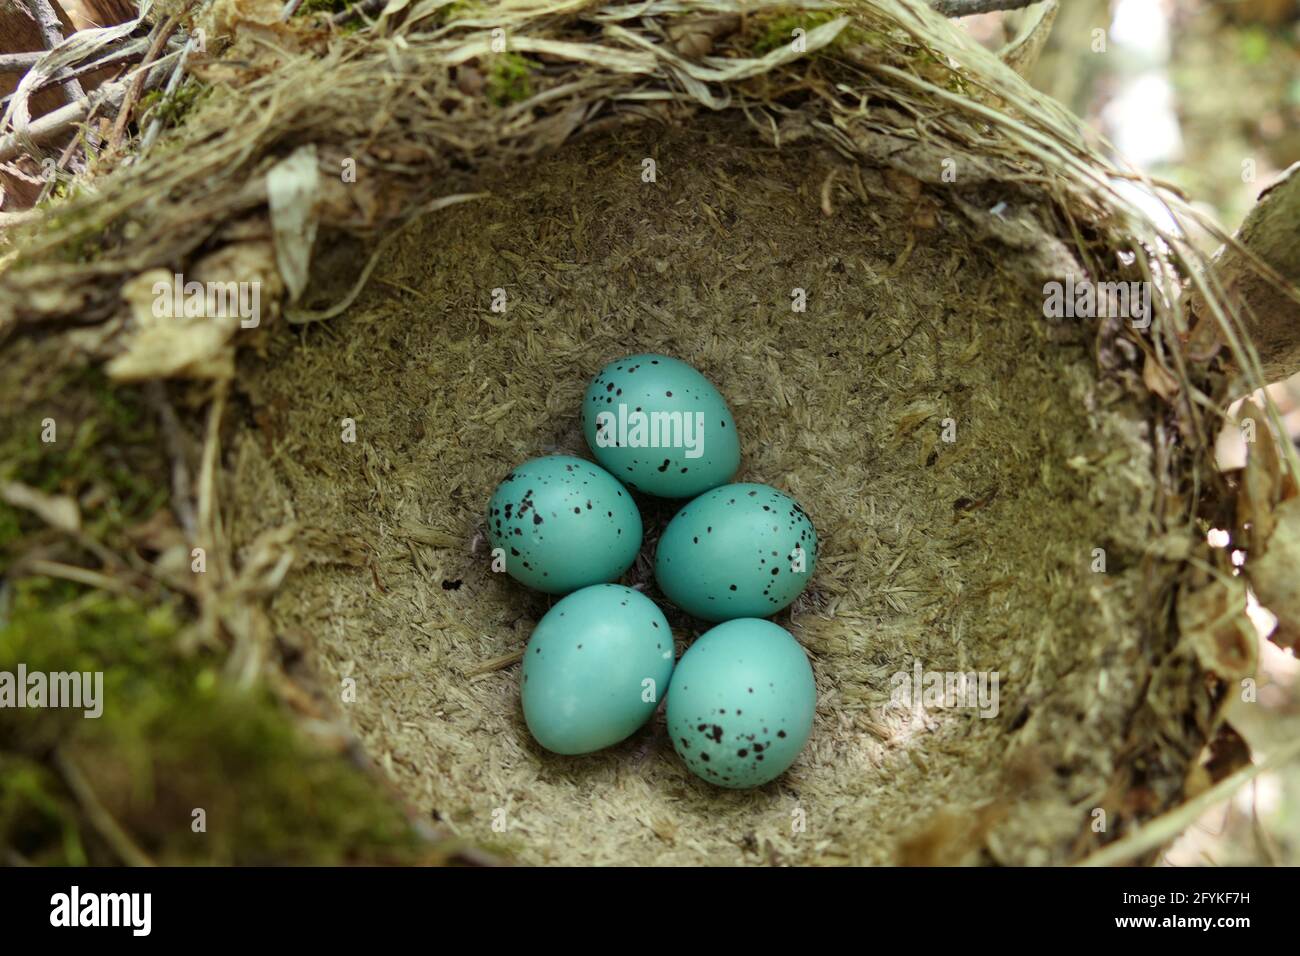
1141,352 -> 1180,401
667,14 -> 740,59
884,168 -> 922,202
1177,575 -> 1256,680
125,507 -> 187,553
1246,496 -> 1300,653
107,242 -> 282,382
1235,403 -> 1284,548
456,65 -> 484,96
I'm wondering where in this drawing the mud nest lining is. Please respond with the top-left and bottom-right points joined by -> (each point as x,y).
223,116 -> 1185,865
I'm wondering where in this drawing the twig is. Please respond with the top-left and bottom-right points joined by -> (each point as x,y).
47,60 -> 132,184
1076,734 -> 1300,867
286,191 -> 487,323
0,52 -> 175,163
26,0 -> 88,107
22,559 -> 141,595
145,381 -> 199,539
0,52 -> 45,75
281,0 -> 306,20
36,96 -> 101,200
929,0 -> 1040,16
194,383 -> 231,648
1,39 -> 149,106
0,93 -> 92,162
464,648 -> 525,678
107,13 -> 179,152
324,0 -> 1034,28
53,748 -> 156,867
138,35 -> 194,154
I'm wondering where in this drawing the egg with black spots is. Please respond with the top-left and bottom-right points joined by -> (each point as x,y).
522,584 -> 675,754
655,482 -> 817,621
666,618 -> 815,788
487,455 -> 641,594
581,353 -> 740,498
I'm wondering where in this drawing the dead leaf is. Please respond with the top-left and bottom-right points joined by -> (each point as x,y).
267,144 -> 320,303
884,168 -> 922,202
1177,575 -> 1256,680
107,242 -> 282,382
456,64 -> 485,96
667,14 -> 740,59
1235,403 -> 1285,548
999,0 -> 1059,78
235,524 -> 297,595
1142,352 -> 1181,401
893,400 -> 937,438
1145,531 -> 1192,562
1246,496 -> 1300,652
126,507 -> 187,553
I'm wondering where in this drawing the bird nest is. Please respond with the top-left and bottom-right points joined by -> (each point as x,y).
2,0 -> 1296,866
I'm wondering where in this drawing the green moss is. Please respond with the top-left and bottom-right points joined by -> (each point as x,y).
1237,27 -> 1272,67
441,1 -> 485,21
297,0 -> 353,14
139,81 -> 209,132
751,11 -> 841,55
0,578 -> 423,865
0,301 -> 454,866
0,755 -> 87,865
0,355 -> 429,865
486,53 -> 538,107
747,8 -> 893,61
20,200 -> 106,265
0,506 -> 23,555
0,365 -> 161,572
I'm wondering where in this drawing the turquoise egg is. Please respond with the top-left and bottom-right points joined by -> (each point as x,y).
666,618 -> 815,788
522,585 -> 675,755
487,455 -> 641,594
580,353 -> 740,499
655,482 -> 817,622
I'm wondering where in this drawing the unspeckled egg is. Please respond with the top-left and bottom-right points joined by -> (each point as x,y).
487,455 -> 641,594
522,584 -> 676,755
655,482 -> 817,622
581,353 -> 741,498
666,618 -> 815,788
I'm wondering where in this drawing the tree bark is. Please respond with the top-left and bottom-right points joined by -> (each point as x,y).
0,1 -> 73,208
1190,164 -> 1300,385
0,2 -> 75,118
62,0 -> 137,30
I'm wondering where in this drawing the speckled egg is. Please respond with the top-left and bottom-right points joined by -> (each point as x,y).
655,482 -> 817,622
581,353 -> 741,498
666,618 -> 815,788
487,455 -> 641,594
521,585 -> 676,755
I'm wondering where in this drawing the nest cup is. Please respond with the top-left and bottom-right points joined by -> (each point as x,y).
232,110 -> 1212,865
5,0 -> 1282,865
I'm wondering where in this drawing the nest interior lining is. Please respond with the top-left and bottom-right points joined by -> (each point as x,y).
226,116 -> 1173,865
